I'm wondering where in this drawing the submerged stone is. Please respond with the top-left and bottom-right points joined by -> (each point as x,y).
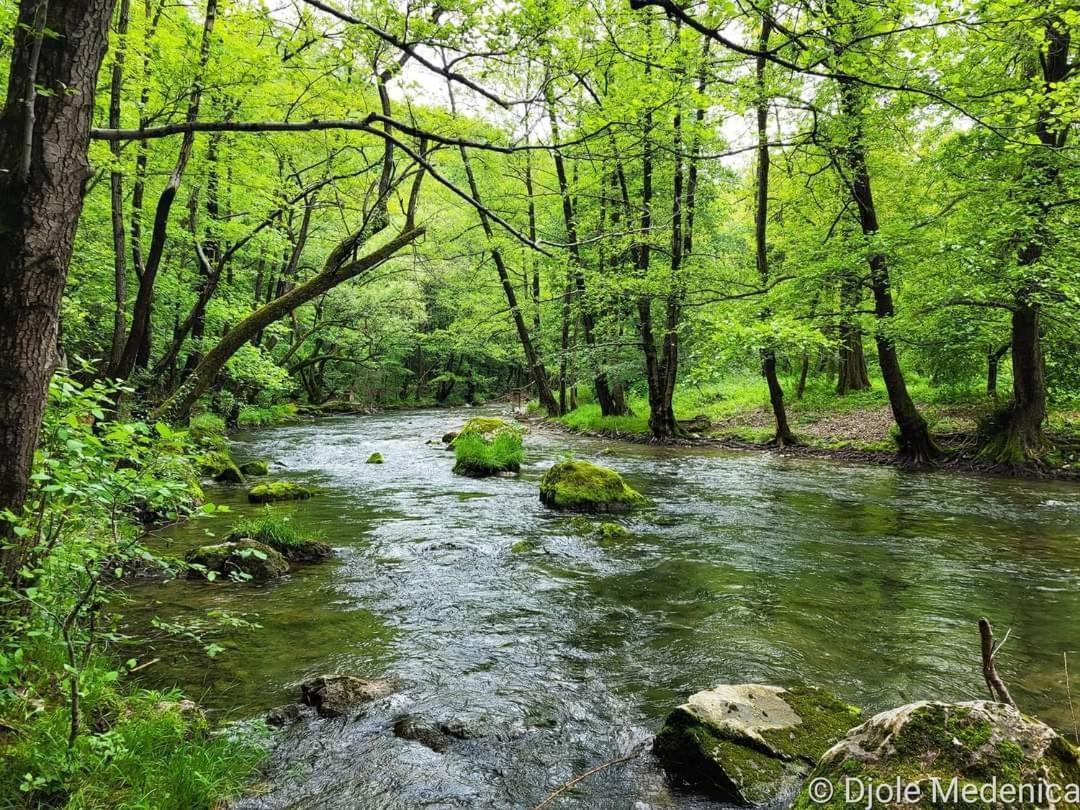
393,715 -> 451,753
366,452 -> 384,464
265,704 -> 304,728
654,684 -> 861,805
185,539 -> 289,582
539,460 -> 647,512
594,522 -> 630,544
239,459 -> 269,476
247,481 -> 317,503
300,675 -> 396,719
791,700 -> 1080,809
441,431 -> 458,444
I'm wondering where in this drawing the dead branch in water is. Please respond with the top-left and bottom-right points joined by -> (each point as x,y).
531,745 -> 645,810
979,618 -> 1017,708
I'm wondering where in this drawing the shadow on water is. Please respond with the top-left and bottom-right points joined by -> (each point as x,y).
119,407 -> 1080,809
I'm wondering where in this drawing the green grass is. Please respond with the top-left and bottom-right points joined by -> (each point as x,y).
236,403 -> 299,428
226,508 -> 320,551
452,432 -> 523,476
0,655 -> 265,809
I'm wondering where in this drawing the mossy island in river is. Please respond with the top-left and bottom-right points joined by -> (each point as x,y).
451,417 -> 524,477
539,459 -> 647,512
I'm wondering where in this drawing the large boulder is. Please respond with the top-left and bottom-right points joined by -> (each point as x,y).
299,675 -> 395,718
247,481 -> 317,503
654,684 -> 861,805
185,539 -> 289,582
791,700 -> 1080,809
454,417 -> 523,441
539,460 -> 647,512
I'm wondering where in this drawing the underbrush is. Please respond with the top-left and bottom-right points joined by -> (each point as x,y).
236,403 -> 299,427
0,374 -> 265,809
0,649 -> 266,809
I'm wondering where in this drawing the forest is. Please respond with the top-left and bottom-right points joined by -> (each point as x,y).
0,0 -> 1078,806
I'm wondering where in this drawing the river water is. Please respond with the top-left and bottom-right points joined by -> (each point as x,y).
122,407 -> 1080,809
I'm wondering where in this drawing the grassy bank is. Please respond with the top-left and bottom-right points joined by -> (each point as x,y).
1,376 -> 267,809
556,374 -> 1080,470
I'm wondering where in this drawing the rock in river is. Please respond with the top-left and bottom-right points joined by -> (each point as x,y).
791,700 -> 1080,809
539,459 -> 647,513
239,459 -> 269,476
300,675 -> 395,718
185,539 -> 289,582
247,481 -> 317,503
654,684 -> 861,805
393,715 -> 451,753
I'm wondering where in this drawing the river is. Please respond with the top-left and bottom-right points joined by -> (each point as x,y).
122,407 -> 1080,809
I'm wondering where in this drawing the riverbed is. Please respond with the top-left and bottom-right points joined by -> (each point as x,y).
122,407 -> 1080,808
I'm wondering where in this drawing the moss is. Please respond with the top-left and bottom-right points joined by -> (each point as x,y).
758,685 -> 863,761
593,522 -> 630,545
539,460 -> 647,512
794,702 -> 1080,810
510,539 -> 539,553
239,459 -> 269,476
455,417 -> 523,441
366,452 -> 384,464
187,413 -> 227,448
198,449 -> 245,484
247,481 -> 317,503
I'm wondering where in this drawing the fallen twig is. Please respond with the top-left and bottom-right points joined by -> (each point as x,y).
531,745 -> 645,810
128,657 -> 161,674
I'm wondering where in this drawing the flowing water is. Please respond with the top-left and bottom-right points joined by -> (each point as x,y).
122,407 -> 1080,809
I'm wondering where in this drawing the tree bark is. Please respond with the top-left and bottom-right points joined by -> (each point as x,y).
834,76 -> 938,464
0,0 -> 117,582
107,0 -> 132,371
986,342 -> 1009,397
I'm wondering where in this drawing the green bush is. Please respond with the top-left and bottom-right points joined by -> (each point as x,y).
452,432 -> 523,477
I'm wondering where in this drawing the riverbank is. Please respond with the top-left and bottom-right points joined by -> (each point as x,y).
549,378 -> 1080,481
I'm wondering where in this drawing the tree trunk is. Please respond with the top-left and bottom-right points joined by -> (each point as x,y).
107,0 -> 132,371
834,75 -> 937,464
545,84 -> 623,416
753,15 -> 796,446
155,225 -> 424,422
0,0 -> 117,582
115,0 -> 217,379
988,19 -> 1068,463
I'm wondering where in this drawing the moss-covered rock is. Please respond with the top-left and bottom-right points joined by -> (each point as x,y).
454,417 -> 523,441
185,539 -> 289,582
247,481 -> 317,503
300,675 -> 396,719
366,452 -> 384,464
539,460 -> 647,512
654,684 -> 861,805
791,700 -> 1080,810
593,522 -> 630,545
239,459 -> 269,476
199,449 -> 245,484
